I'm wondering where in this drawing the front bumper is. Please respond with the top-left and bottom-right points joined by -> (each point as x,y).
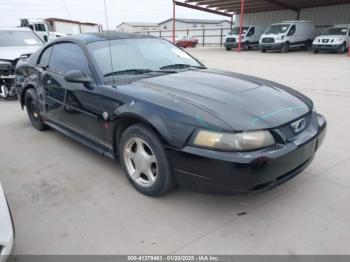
259,43 -> 284,50
167,113 -> 327,195
312,44 -> 343,51
0,184 -> 14,262
224,42 -> 248,48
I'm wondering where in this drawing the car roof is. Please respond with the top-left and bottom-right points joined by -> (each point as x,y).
0,27 -> 33,31
64,31 -> 158,44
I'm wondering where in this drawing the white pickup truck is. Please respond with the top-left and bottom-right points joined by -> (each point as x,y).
312,24 -> 350,54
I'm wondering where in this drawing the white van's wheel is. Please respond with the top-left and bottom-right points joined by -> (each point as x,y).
338,43 -> 346,54
281,42 -> 289,53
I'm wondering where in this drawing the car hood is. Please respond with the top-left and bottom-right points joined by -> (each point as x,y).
136,69 -> 310,131
0,45 -> 42,61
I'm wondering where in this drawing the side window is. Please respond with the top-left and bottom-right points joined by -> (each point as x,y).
288,25 -> 296,36
348,29 -> 350,36
38,47 -> 52,66
247,27 -> 255,36
49,43 -> 92,78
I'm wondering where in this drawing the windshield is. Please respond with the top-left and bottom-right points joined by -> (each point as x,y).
0,30 -> 43,46
87,38 -> 204,77
265,24 -> 291,35
231,27 -> 250,35
322,27 -> 348,36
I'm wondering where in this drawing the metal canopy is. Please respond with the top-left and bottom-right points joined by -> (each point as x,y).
175,0 -> 350,15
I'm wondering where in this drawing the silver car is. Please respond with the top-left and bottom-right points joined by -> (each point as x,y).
0,27 -> 43,99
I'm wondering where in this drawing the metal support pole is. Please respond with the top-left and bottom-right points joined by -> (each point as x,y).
230,16 -> 233,33
202,28 -> 205,47
238,0 -> 245,52
173,0 -> 176,43
296,10 -> 301,20
220,27 -> 223,46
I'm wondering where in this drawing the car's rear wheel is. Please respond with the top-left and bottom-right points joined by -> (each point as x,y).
119,124 -> 175,196
25,88 -> 47,131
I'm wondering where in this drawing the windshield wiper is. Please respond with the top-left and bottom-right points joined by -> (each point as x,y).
160,64 -> 206,70
104,69 -> 154,77
104,68 -> 177,77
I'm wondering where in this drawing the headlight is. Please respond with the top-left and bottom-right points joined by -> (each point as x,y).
276,36 -> 285,40
193,130 -> 275,151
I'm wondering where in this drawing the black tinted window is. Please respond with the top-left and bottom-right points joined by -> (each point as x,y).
247,27 -> 255,36
49,43 -> 92,77
38,47 -> 52,66
288,25 -> 296,36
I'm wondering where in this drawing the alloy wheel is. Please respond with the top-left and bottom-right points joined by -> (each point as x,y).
123,137 -> 158,188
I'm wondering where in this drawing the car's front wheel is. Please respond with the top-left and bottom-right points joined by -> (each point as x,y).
338,43 -> 346,54
281,42 -> 289,53
25,88 -> 47,131
119,124 -> 175,196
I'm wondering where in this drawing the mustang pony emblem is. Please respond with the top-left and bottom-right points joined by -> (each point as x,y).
291,117 -> 306,133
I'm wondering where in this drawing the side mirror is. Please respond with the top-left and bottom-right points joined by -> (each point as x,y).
64,70 -> 92,84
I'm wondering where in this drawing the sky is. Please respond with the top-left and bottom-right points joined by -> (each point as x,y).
0,0 -> 225,28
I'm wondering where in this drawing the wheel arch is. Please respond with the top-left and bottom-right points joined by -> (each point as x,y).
112,113 -> 171,156
20,84 -> 36,108
111,101 -> 195,155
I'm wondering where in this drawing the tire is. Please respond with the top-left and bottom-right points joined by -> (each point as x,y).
245,42 -> 252,50
261,49 -> 266,53
338,43 -> 346,54
24,88 -> 47,131
313,49 -> 319,54
119,123 -> 175,196
225,47 -> 232,51
281,42 -> 289,53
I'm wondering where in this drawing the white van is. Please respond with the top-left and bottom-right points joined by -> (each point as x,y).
259,21 -> 315,53
312,24 -> 350,54
224,25 -> 267,51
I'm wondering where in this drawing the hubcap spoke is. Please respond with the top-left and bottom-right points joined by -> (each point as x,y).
144,168 -> 156,183
130,169 -> 141,180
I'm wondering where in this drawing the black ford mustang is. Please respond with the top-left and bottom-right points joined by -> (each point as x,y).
15,32 -> 326,196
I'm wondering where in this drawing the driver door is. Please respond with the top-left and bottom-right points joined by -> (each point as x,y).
44,42 -> 107,146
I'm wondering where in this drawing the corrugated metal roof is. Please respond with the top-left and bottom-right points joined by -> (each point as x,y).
175,0 -> 350,14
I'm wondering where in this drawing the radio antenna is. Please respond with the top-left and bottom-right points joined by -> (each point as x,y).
103,0 -> 115,85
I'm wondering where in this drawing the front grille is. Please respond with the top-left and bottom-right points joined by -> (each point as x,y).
226,37 -> 236,43
261,37 -> 275,43
277,113 -> 312,141
322,39 -> 329,43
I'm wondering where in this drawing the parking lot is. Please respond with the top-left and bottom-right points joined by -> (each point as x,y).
1,47 -> 350,255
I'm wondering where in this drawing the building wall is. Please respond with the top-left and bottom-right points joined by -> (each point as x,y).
54,21 -> 80,34
116,23 -> 159,32
80,24 -> 99,33
159,20 -> 231,30
237,3 -> 350,33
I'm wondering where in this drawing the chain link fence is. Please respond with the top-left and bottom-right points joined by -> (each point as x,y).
134,27 -> 232,46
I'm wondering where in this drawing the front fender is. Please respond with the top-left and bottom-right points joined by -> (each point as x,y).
114,101 -> 195,148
